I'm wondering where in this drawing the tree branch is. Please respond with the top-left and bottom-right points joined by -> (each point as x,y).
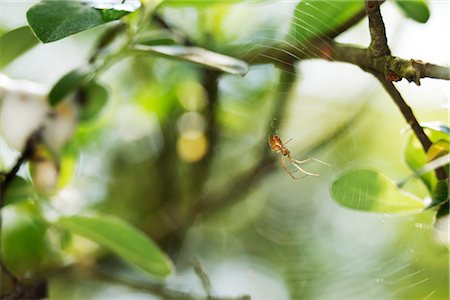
91,268 -> 250,300
365,0 -> 390,57
238,41 -> 450,85
372,71 -> 448,180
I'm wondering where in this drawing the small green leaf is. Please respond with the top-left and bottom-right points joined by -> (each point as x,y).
291,0 -> 364,44
331,169 -> 425,213
395,0 -> 430,23
436,201 -> 449,218
49,69 -> 91,106
0,26 -> 39,69
80,81 -> 109,121
27,1 -> 130,43
56,215 -> 173,278
135,30 -> 181,46
2,176 -> 35,207
132,45 -> 248,75
429,180 -> 449,208
2,201 -> 60,277
404,123 -> 450,191
98,9 -> 129,22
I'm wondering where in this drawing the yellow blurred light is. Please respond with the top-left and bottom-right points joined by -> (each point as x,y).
176,81 -> 207,111
177,131 -> 208,163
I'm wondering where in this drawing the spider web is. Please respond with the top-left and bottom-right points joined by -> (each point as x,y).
191,1 -> 450,299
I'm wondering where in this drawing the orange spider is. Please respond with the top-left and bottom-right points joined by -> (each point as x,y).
269,135 -> 319,179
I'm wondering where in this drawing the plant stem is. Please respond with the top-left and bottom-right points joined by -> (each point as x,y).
365,0 -> 390,58
372,72 -> 448,180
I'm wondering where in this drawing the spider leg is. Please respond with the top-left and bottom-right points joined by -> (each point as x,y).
281,155 -> 297,179
309,157 -> 333,167
291,158 -> 312,164
289,157 -> 320,176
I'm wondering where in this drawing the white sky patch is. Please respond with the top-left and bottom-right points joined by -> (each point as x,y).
86,0 -> 141,12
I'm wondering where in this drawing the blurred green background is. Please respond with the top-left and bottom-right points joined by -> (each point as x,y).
0,1 -> 448,299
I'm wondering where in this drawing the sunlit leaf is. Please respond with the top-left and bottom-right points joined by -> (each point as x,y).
0,26 -> 39,69
291,0 -> 364,44
394,0 -> 430,23
57,152 -> 77,189
404,123 -> 450,191
427,140 -> 449,161
27,1 -> 131,43
331,169 -> 425,213
132,45 -> 248,75
56,215 -> 174,277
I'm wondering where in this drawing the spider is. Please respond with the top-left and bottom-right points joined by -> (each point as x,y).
268,135 -> 319,179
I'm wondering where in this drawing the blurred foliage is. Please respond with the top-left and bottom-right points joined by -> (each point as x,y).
0,0 -> 448,299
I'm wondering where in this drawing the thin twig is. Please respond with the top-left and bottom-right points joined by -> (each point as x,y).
192,258 -> 213,298
91,268 -> 250,300
372,71 -> 447,180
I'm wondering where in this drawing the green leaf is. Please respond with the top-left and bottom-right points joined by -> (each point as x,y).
56,215 -> 173,277
429,180 -> 448,208
132,45 -> 248,75
0,26 -> 39,69
331,169 -> 425,213
395,0 -> 430,23
26,1 -> 130,43
48,69 -> 109,113
2,201 -> 60,277
404,123 -> 450,191
427,140 -> 450,161
436,201 -> 448,218
49,69 -> 91,106
2,176 -> 35,207
80,81 -> 109,121
135,30 -> 181,46
291,0 -> 364,44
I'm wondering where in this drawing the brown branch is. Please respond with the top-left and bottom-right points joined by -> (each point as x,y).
330,44 -> 450,84
0,131 -> 40,295
0,132 -> 39,208
91,268 -> 250,300
365,0 -> 390,57
238,40 -> 450,85
372,71 -> 447,180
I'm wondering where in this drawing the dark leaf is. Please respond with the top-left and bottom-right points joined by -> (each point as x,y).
395,0 -> 430,23
49,69 -> 91,106
27,1 -> 130,43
